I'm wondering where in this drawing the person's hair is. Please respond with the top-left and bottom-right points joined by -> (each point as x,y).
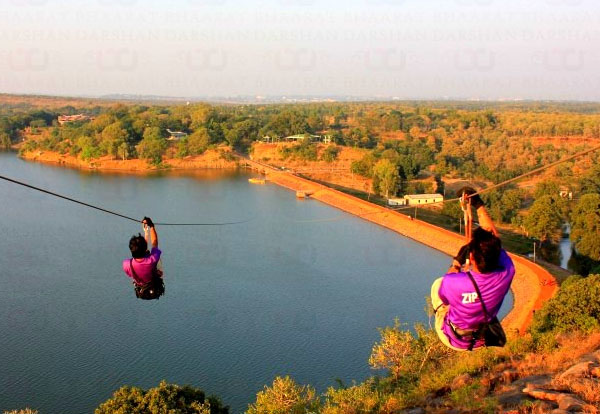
468,227 -> 502,273
129,234 -> 148,259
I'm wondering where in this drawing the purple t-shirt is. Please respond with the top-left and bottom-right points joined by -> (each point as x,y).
439,249 -> 515,349
123,247 -> 161,285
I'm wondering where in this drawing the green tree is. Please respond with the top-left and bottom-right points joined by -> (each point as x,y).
187,127 -> 211,155
101,122 -> 128,159
137,127 -> 167,165
76,136 -> 101,160
225,120 -> 259,152
534,180 -> 560,199
95,380 -> 228,414
190,105 -> 216,130
350,153 -> 377,178
500,189 -> 524,223
530,274 -> 600,335
580,164 -> 600,195
176,138 -> 190,158
397,154 -> 420,180
246,376 -> 318,414
523,195 -> 564,242
372,158 -> 398,198
118,142 -> 130,161
0,132 -> 12,149
570,193 -> 600,261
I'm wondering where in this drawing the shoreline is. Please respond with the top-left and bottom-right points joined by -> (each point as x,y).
19,150 -> 558,334
18,149 -> 240,172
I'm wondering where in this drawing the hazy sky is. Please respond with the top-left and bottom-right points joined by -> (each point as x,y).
1,0 -> 599,100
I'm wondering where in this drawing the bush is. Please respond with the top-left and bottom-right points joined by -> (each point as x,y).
19,140 -> 38,154
368,319 -> 452,382
219,150 -> 236,162
350,153 -> 377,178
320,145 -> 339,163
322,380 -> 382,414
95,380 -> 228,414
0,132 -> 12,149
278,141 -> 318,162
246,376 -> 318,414
530,274 -> 600,336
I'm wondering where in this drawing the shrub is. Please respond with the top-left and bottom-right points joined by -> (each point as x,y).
176,138 -> 190,158
95,380 -> 228,414
219,150 -> 236,162
350,153 -> 377,178
278,141 -> 318,162
320,145 -> 339,163
246,376 -> 318,414
0,132 -> 12,149
530,274 -> 600,336
321,381 -> 381,414
368,319 -> 452,382
19,140 -> 38,154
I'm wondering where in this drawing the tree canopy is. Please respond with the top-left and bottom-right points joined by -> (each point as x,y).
570,193 -> 600,261
95,380 -> 229,414
523,195 -> 564,243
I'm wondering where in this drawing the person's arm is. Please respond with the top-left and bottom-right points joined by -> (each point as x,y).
447,244 -> 469,274
458,187 -> 499,237
475,205 -> 499,237
142,217 -> 158,248
446,260 -> 462,274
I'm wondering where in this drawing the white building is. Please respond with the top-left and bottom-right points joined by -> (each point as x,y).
403,194 -> 444,206
166,129 -> 188,140
388,198 -> 407,206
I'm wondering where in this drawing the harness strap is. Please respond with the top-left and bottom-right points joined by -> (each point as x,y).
129,258 -> 145,286
466,272 -> 492,321
465,271 -> 493,350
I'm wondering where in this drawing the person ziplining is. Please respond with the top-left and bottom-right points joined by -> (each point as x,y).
122,217 -> 165,300
431,188 -> 514,351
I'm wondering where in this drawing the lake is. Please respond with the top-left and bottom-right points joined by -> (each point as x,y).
0,153 -> 509,413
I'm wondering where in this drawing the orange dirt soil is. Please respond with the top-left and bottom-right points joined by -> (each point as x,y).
245,158 -> 558,336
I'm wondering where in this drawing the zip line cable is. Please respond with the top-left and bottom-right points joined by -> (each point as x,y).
292,143 -> 600,224
389,142 -> 600,213
0,174 -> 253,226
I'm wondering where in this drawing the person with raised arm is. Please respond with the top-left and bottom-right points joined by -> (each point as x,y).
431,188 -> 514,351
123,216 -> 165,300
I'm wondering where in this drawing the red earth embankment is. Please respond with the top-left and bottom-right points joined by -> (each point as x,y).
254,162 -> 558,335
20,149 -> 238,171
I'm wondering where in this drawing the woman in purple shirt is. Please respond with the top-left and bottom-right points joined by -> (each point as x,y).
431,189 -> 515,351
123,217 -> 165,299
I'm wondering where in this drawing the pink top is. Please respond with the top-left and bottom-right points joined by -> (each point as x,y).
122,247 -> 161,285
439,249 -> 515,349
